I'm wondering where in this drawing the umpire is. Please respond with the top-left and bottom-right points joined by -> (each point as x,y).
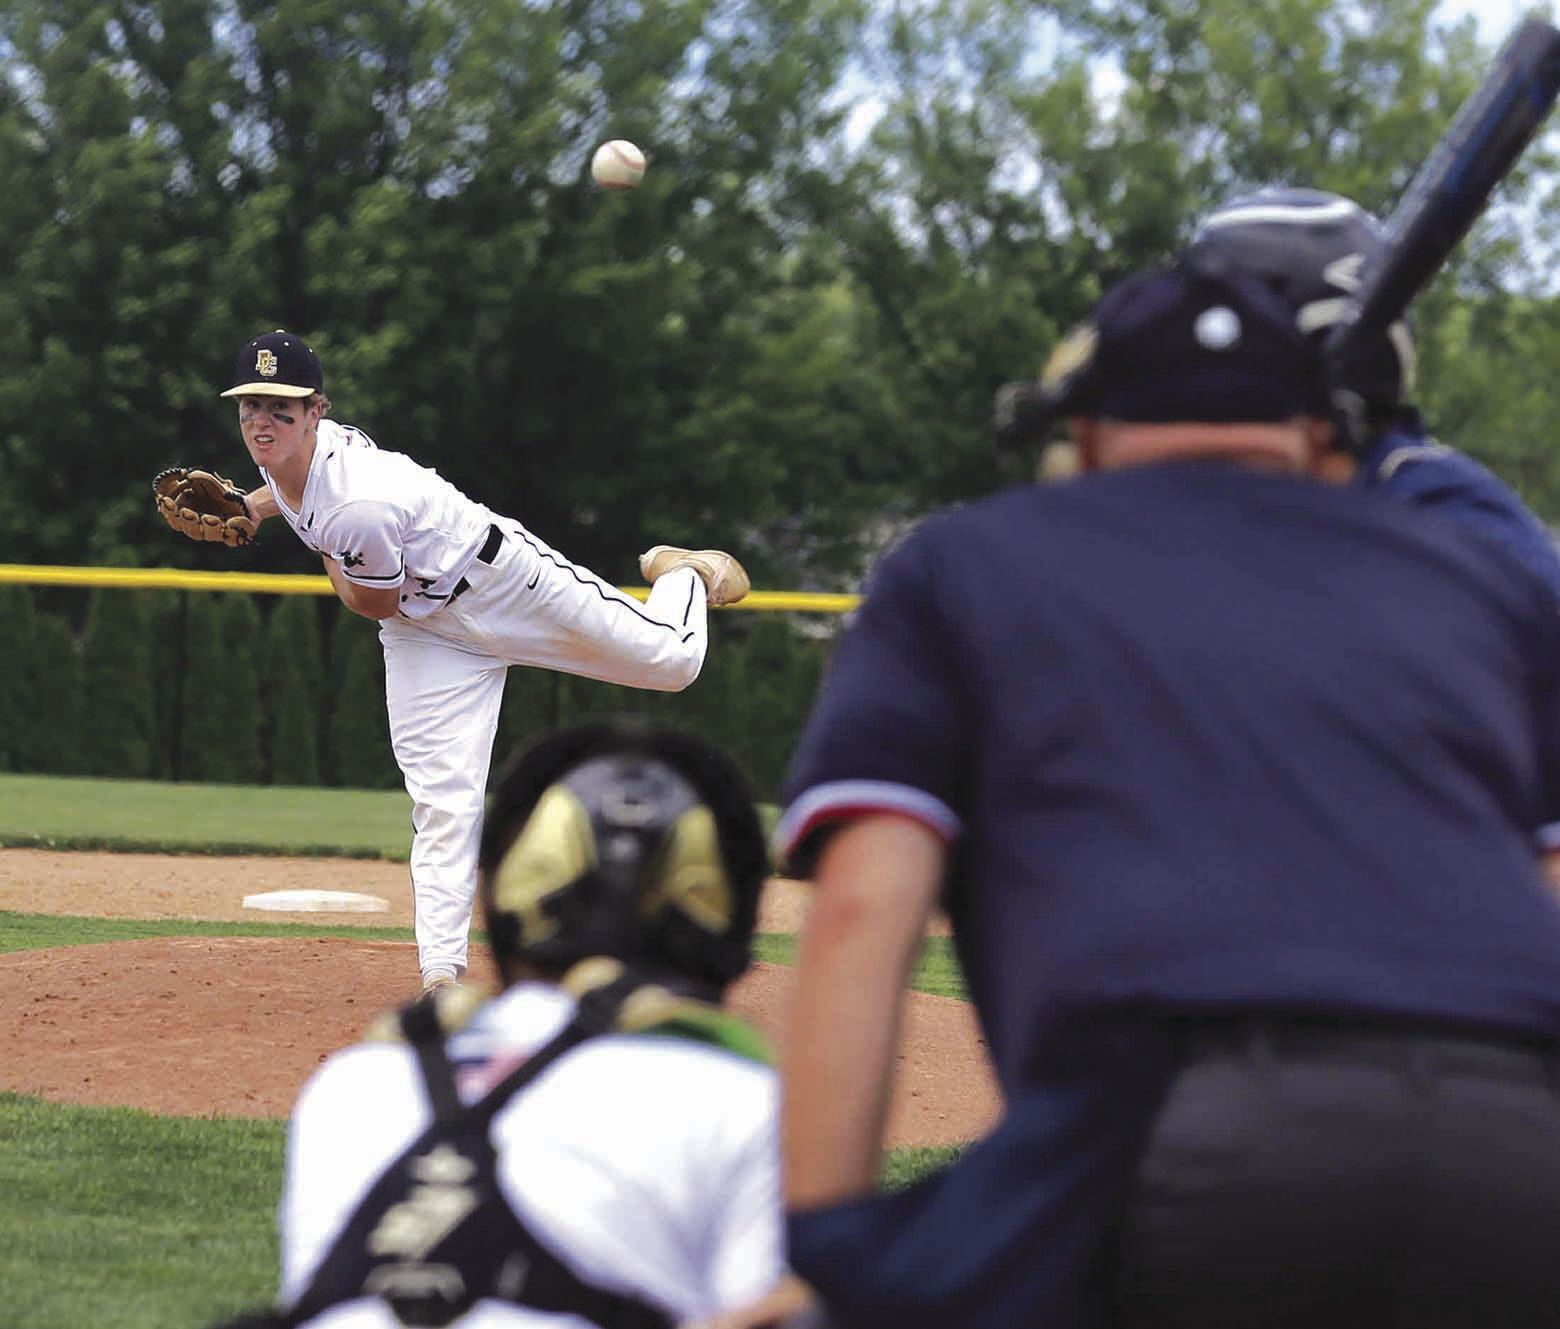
775,248 -> 1560,1327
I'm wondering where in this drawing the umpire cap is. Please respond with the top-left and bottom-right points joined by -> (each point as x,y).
478,721 -> 768,998
995,256 -> 1327,447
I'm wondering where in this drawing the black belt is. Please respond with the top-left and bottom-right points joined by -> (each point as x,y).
448,524 -> 504,604
1176,1014 -> 1560,1085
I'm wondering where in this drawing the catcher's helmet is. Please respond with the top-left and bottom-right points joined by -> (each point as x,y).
1189,187 -> 1415,427
478,721 -> 768,998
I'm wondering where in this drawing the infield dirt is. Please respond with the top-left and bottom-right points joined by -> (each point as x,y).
0,848 -> 996,1148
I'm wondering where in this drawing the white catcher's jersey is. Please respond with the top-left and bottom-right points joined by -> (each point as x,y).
262,418 -> 496,621
279,983 -> 783,1329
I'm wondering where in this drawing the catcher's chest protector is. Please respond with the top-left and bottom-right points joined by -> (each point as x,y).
284,1003 -> 674,1329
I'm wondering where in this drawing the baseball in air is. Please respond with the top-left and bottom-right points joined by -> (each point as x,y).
591,139 -> 647,191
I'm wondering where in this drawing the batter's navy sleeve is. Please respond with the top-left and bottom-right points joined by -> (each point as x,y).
1359,423 -> 1560,603
777,526 -> 968,875
786,1018 -> 1180,1329
1361,424 -> 1560,846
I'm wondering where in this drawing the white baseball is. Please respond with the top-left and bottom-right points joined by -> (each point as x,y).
592,139 -> 647,191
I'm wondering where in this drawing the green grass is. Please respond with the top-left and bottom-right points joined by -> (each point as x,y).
0,772 -> 781,860
754,932 -> 967,1000
1,920 -> 968,1327
0,772 -> 413,858
0,910 -> 415,954
884,1144 -> 965,1188
0,1093 -> 285,1329
0,1096 -> 959,1329
0,781 -> 968,1325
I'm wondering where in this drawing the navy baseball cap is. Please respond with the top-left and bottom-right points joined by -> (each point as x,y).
1037,258 -> 1327,426
220,330 -> 323,399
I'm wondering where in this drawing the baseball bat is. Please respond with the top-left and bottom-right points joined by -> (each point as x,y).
1325,16 -> 1560,372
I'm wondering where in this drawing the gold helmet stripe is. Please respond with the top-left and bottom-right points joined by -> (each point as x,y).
490,785 -> 597,946
638,805 -> 733,932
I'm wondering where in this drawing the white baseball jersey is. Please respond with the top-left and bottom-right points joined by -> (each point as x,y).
279,983 -> 783,1328
261,418 -> 497,620
255,416 -> 714,989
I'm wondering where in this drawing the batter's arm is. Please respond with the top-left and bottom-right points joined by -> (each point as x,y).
782,814 -> 946,1209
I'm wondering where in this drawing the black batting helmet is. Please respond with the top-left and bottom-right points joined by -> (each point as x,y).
1189,187 -> 1416,430
478,721 -> 768,999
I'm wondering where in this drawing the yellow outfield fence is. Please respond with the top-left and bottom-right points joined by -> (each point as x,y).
0,563 -> 862,614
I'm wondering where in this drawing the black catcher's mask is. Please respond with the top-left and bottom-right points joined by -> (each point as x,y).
478,721 -> 769,1000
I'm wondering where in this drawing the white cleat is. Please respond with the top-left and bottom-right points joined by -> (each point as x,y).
639,545 -> 751,607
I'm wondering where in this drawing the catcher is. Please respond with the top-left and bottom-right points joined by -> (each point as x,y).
154,329 -> 749,996
210,719 -> 799,1329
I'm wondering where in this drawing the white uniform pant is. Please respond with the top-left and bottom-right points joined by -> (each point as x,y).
379,523 -> 708,983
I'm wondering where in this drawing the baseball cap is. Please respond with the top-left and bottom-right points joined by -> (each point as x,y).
220,330 -> 324,399
1036,258 -> 1327,426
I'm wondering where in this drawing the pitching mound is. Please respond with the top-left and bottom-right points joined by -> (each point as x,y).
0,934 -> 999,1148
0,848 -> 950,936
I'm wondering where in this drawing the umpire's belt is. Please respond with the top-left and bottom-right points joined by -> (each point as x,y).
1177,1015 -> 1560,1086
448,524 -> 504,605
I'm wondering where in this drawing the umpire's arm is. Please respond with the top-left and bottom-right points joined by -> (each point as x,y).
782,813 -> 945,1208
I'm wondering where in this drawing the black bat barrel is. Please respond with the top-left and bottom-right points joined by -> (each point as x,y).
1327,17 -> 1560,363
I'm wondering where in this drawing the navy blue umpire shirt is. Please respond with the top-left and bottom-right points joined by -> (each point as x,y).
777,460 -> 1560,1328
782,462 -> 1560,1065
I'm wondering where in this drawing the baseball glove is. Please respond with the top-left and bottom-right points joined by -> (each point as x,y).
152,467 -> 258,548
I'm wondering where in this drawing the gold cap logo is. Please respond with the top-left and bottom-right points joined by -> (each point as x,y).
255,349 -> 278,377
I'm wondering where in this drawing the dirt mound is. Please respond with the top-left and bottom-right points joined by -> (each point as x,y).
1,934 -> 998,1148
0,847 -> 919,936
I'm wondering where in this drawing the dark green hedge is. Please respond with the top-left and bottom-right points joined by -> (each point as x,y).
2,587 -> 831,800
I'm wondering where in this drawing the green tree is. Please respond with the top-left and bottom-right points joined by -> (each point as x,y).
1415,288 -> 1560,521
79,588 -> 154,777
145,592 -> 186,779
806,0 -> 1508,506
0,0 -> 896,590
173,591 -> 266,783
1038,0 -> 1560,508
657,615 -> 749,760
325,609 -> 399,789
529,612 -> 824,800
262,596 -> 324,786
0,585 -> 38,771
178,595 -> 228,782
494,667 -> 566,778
555,674 -> 655,733
221,593 -> 265,783
4,0 -> 1557,578
0,0 -> 242,565
737,616 -> 825,799
25,611 -> 83,774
